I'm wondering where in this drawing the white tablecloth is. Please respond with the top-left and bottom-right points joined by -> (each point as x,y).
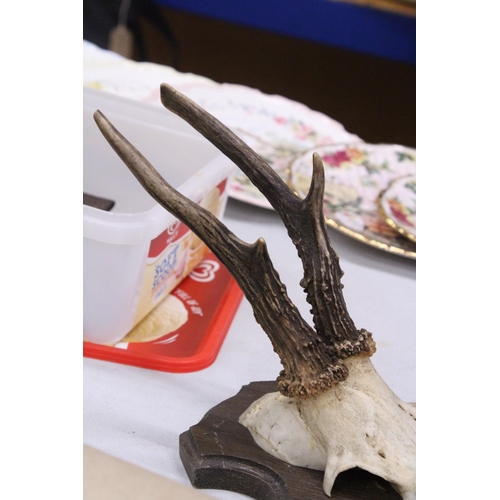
83,41 -> 415,499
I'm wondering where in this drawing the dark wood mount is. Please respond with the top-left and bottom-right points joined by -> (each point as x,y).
179,381 -> 402,500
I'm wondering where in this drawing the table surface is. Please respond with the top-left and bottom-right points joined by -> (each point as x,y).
83,41 -> 415,500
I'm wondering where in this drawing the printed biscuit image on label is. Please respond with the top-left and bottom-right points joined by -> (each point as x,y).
120,295 -> 189,344
131,180 -> 227,331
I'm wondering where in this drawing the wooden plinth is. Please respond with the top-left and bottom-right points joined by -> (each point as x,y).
179,381 -> 401,500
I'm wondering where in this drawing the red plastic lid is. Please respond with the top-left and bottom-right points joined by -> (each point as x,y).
83,252 -> 243,372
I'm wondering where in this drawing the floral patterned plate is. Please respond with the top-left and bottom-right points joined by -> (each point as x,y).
289,143 -> 416,258
378,175 -> 416,243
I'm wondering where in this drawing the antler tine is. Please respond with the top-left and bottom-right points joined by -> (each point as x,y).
94,110 -> 348,398
299,154 -> 376,358
160,83 -> 301,215
160,84 -> 375,360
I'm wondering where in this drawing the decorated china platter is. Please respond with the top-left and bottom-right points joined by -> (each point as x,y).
289,143 -> 416,258
378,175 -> 416,243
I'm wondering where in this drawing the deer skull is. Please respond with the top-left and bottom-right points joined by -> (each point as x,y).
94,83 -> 416,499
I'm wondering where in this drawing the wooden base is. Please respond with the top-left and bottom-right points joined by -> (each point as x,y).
179,381 -> 401,499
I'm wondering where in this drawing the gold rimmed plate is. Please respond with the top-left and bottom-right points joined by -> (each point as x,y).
378,175 -> 416,243
289,143 -> 416,259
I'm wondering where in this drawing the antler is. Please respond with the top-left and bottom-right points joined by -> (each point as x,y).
93,84 -> 374,397
94,110 -> 344,398
158,83 -> 375,361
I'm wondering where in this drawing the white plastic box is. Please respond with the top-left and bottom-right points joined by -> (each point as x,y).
83,88 -> 235,345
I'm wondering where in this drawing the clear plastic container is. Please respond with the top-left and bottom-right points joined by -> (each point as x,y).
83,88 -> 235,345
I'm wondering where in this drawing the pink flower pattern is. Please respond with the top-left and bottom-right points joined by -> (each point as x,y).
323,151 -> 351,167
